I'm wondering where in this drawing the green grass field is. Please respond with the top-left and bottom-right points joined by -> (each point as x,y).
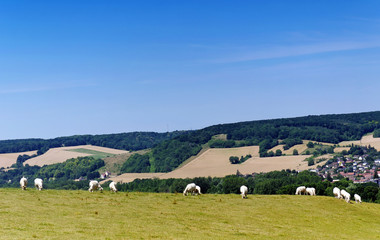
67,148 -> 116,159
0,189 -> 379,239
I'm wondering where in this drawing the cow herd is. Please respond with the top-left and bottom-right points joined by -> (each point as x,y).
295,186 -> 316,196
18,177 -> 117,193
295,185 -> 361,203
333,187 -> 362,203
18,177 -> 364,203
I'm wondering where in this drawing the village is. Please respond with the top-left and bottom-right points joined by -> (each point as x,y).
314,154 -> 380,185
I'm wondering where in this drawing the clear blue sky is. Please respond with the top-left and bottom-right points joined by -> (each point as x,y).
1,1 -> 380,140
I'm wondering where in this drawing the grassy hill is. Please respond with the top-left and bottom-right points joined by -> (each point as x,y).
1,189 -> 379,239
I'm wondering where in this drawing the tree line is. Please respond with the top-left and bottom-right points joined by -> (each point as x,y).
0,131 -> 188,154
0,157 -> 104,188
110,170 -> 380,203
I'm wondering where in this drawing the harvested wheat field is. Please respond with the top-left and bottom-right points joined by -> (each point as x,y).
268,143 -> 308,155
0,150 -> 37,168
339,134 -> 380,151
237,155 -> 313,174
24,145 -> 128,167
161,146 -> 260,179
108,146 -> 314,183
334,147 -> 351,153
269,140 -> 335,156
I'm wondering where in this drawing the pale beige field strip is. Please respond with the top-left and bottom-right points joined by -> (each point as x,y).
339,134 -> 380,151
24,145 -> 128,167
0,150 -> 38,168
108,146 -> 314,183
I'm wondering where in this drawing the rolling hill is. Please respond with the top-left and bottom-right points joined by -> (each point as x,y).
1,189 -> 379,239
2,111 -> 380,183
120,111 -> 380,173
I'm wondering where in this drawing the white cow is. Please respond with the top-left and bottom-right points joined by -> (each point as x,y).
340,189 -> 350,203
295,186 -> 306,195
195,185 -> 202,195
183,183 -> 197,196
240,185 -> 248,199
109,181 -> 118,193
20,177 -> 28,190
306,187 -> 316,196
354,194 -> 362,203
333,187 -> 341,199
88,180 -> 103,192
34,178 -> 43,191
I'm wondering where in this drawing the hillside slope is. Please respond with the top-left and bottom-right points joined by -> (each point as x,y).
121,111 -> 380,173
0,131 -> 188,154
0,189 -> 378,239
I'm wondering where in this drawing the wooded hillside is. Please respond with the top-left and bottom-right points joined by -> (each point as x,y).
0,131 -> 188,154
122,111 -> 380,173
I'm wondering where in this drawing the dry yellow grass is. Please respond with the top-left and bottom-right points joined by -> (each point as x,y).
107,146 -> 314,183
334,147 -> 351,153
339,134 -> 380,151
1,189 -> 378,239
24,145 -> 128,167
0,150 -> 37,168
269,140 -> 335,155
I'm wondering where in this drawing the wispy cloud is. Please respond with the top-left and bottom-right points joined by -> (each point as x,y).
207,40 -> 380,64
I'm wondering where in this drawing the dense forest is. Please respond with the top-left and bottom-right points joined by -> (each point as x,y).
0,131 -> 188,154
122,111 -> 380,173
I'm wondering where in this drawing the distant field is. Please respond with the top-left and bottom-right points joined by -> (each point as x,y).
111,146 -> 313,183
67,148 -> 116,159
339,134 -> 380,151
0,189 -> 378,239
111,134 -> 380,183
101,149 -> 150,175
0,150 -> 37,168
24,145 -> 129,167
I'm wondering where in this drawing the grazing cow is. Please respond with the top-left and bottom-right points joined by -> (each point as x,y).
34,178 -> 43,191
183,183 -> 197,196
354,194 -> 362,203
240,185 -> 248,199
295,186 -> 306,195
340,189 -> 350,203
88,180 -> 103,192
306,187 -> 316,196
20,177 -> 28,190
333,187 -> 341,199
195,185 -> 202,195
109,181 -> 118,193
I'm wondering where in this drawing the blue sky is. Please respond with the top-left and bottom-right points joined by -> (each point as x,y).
1,1 -> 380,140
